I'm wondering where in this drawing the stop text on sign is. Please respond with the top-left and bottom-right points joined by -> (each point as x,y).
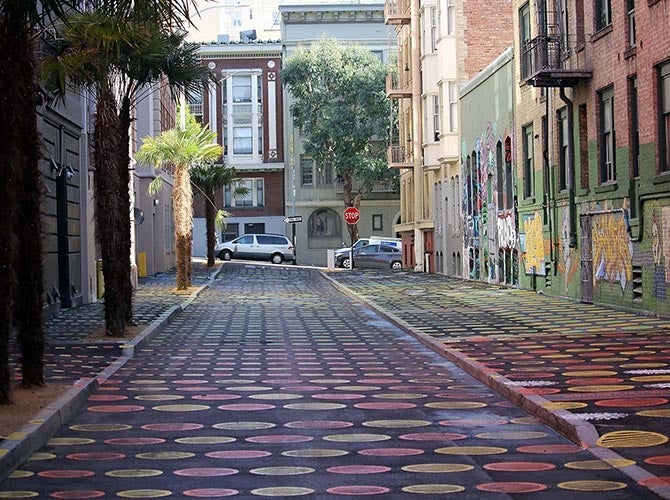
343,206 -> 360,225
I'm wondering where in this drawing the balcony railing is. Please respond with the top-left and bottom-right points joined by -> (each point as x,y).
387,145 -> 413,169
386,72 -> 411,99
521,35 -> 591,87
384,0 -> 410,25
334,179 -> 396,193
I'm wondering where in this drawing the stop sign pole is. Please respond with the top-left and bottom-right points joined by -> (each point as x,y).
343,206 -> 360,269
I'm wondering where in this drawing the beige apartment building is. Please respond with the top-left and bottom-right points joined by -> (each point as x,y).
385,0 -> 512,272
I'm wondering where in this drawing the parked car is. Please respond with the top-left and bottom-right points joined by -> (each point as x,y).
334,237 -> 402,266
215,234 -> 296,264
335,244 -> 402,270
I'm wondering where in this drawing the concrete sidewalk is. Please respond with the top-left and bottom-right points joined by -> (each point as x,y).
0,260 -> 221,482
325,269 -> 670,498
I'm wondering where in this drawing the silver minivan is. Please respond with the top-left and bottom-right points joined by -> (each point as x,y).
215,234 -> 296,264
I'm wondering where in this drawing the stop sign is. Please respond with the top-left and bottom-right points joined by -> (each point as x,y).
343,206 -> 361,225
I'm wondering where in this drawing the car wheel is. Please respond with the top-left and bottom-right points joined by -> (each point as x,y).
390,261 -> 402,270
271,253 -> 284,264
221,250 -> 233,261
342,257 -> 351,269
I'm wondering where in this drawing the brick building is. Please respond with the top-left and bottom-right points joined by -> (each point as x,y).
513,0 -> 670,315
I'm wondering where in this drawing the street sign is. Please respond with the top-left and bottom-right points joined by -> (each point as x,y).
343,206 -> 361,225
283,215 -> 303,224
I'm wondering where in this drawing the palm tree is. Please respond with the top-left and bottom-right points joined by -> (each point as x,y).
191,163 -> 247,267
136,116 -> 222,289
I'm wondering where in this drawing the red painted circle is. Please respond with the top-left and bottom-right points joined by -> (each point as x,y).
51,492 -> 106,499
645,455 -> 670,466
476,482 -> 547,493
483,462 -> 556,472
66,452 -> 125,461
343,206 -> 361,225
638,477 -> 670,487
327,485 -> 390,495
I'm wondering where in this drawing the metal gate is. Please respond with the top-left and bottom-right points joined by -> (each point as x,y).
580,216 -> 593,303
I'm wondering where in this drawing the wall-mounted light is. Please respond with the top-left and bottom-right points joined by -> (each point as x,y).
50,157 -> 75,179
404,63 -> 410,72
153,199 -> 159,206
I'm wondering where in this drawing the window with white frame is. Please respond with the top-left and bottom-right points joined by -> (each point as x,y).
557,108 -> 569,191
225,178 -> 264,207
432,95 -> 440,142
222,72 -> 263,160
300,155 -> 313,185
232,75 -> 251,103
627,0 -> 636,48
430,7 -> 437,52
187,85 -> 203,123
233,127 -> 252,155
523,123 -> 534,198
316,160 -> 333,186
599,86 -> 615,183
448,82 -> 458,132
447,0 -> 455,35
372,214 -> 383,231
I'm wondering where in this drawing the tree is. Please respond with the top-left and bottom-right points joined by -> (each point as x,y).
281,38 -> 398,242
191,163 -> 246,267
136,113 -> 222,289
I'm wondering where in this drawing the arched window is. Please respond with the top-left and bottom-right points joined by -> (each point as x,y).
308,208 -> 341,238
496,141 -> 504,210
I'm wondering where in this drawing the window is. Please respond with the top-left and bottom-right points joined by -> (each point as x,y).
557,108 -> 569,191
599,86 -> 615,183
523,124 -> 534,198
446,0 -> 455,35
187,86 -> 203,123
558,0 -> 569,52
300,155 -> 313,185
629,76 -> 639,177
222,223 -> 238,242
432,94 -> 440,141
232,75 -> 251,103
233,127 -> 252,155
627,0 -> 636,47
430,6 -> 437,52
519,3 -> 532,79
661,63 -> 670,172
225,178 -> 264,207
308,208 -> 341,238
595,0 -> 611,31
448,82 -> 458,132
579,104 -> 589,189
372,214 -> 383,231
422,7 -> 437,54
504,137 -> 514,209
496,141 -> 504,210
316,161 -> 333,186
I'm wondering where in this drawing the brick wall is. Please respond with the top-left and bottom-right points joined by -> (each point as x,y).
463,0 -> 514,79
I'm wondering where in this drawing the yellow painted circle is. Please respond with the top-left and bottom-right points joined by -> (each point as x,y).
226,386 -> 273,392
117,490 -> 172,498
249,393 -> 303,400
597,430 -> 668,448
106,469 -> 164,478
7,471 -> 34,479
558,481 -> 627,492
250,467 -> 315,475
475,431 -> 547,440
621,363 -> 666,369
373,393 -> 427,399
425,401 -> 487,409
281,449 -> 348,458
135,394 -> 184,401
542,402 -> 588,410
70,423 -> 132,432
130,380 -> 166,385
174,436 -> 235,445
46,437 -> 96,446
127,387 -> 168,392
283,403 -> 346,410
28,453 -> 56,461
333,385 -> 381,391
562,370 -> 618,377
153,404 -> 210,412
542,354 -> 573,358
324,433 -> 391,443
402,484 -> 465,494
136,451 -> 195,460
436,446 -> 507,456
0,493 -> 39,498
310,379 -> 351,384
250,487 -> 314,496
637,409 -> 670,418
565,459 -> 636,470
567,385 -> 634,392
510,417 -> 540,424
213,422 -> 275,430
402,463 -> 474,473
363,420 -> 431,428
631,375 -> 670,382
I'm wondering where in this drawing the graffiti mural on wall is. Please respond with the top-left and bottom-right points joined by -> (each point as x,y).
650,205 -> 670,300
520,211 -> 545,275
497,212 -> 516,250
591,211 -> 632,291
557,205 -> 578,293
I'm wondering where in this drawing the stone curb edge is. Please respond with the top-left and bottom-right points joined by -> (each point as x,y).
0,264 -> 222,484
322,272 -> 670,500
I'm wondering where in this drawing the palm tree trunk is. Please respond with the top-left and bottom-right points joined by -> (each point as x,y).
173,164 -> 193,290
14,29 -> 45,387
0,13 -> 20,404
118,97 -> 134,325
205,190 -> 216,267
94,89 -> 126,337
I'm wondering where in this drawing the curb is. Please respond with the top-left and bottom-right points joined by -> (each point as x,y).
323,272 -> 670,500
0,264 -> 221,483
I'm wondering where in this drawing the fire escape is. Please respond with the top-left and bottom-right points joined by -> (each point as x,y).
384,0 -> 413,169
521,0 -> 591,87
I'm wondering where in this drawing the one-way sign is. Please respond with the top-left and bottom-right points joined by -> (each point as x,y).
283,215 -> 303,224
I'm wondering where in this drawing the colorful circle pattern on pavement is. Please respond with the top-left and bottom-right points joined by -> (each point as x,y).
0,266 -> 662,498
